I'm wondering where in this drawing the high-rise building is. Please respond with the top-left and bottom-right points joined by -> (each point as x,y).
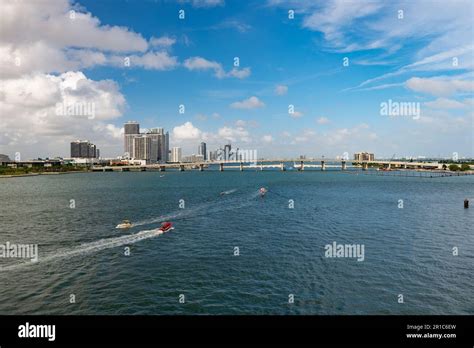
123,122 -> 169,162
171,147 -> 182,163
132,135 -> 153,162
198,142 -> 207,160
354,152 -> 375,161
70,140 -> 99,158
124,121 -> 140,158
224,144 -> 232,161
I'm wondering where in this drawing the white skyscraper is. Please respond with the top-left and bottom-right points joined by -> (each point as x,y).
171,147 -> 182,163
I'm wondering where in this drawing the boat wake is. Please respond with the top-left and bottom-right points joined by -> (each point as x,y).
0,228 -> 164,272
0,189 -> 262,272
220,188 -> 237,195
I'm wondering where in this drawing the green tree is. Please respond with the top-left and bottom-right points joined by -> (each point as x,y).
461,163 -> 471,171
449,164 -> 460,171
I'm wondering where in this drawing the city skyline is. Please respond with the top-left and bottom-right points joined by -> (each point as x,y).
0,0 -> 473,160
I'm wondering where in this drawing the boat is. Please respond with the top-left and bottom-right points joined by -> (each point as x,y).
259,187 -> 268,197
159,222 -> 173,233
116,220 -> 133,229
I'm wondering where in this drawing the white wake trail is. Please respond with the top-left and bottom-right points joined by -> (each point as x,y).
0,228 -> 164,272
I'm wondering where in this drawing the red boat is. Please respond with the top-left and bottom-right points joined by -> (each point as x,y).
159,222 -> 173,232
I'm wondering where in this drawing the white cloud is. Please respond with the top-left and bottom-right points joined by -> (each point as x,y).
406,77 -> 474,97
0,71 -> 126,157
172,122 -> 202,140
262,135 -> 274,143
275,85 -> 288,95
290,111 -> 303,119
217,126 -> 250,143
149,36 -> 176,47
227,67 -> 251,79
183,56 -> 250,79
230,96 -> 265,109
121,52 -> 178,70
180,0 -> 225,8
424,98 -> 468,109
317,117 -> 330,124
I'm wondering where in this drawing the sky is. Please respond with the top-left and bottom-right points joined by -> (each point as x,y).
0,0 -> 473,160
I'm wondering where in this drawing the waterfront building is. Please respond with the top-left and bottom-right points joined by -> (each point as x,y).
198,142 -> 207,161
70,140 -> 99,158
182,154 -> 204,163
171,147 -> 182,163
224,144 -> 232,161
124,121 -> 140,158
354,152 -> 375,161
132,135 -> 153,163
123,122 -> 169,162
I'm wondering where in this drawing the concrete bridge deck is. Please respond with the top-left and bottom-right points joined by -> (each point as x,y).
91,158 -> 450,172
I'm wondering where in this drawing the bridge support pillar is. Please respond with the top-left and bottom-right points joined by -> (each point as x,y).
341,161 -> 347,170
280,162 -> 286,171
300,161 -> 304,171
362,163 -> 368,170
260,164 -> 263,171
321,161 -> 326,171
240,162 -> 243,171
199,164 -> 204,171
159,166 -> 165,172
387,163 -> 391,169
179,164 -> 185,172
219,163 -> 224,172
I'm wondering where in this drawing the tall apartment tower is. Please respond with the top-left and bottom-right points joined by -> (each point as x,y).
124,121 -> 140,158
171,147 -> 182,163
70,140 -> 99,158
132,135 -> 152,163
198,142 -> 207,160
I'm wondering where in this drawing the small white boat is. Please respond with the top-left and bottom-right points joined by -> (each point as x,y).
116,220 -> 133,229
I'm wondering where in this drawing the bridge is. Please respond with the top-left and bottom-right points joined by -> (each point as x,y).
91,158 -> 446,172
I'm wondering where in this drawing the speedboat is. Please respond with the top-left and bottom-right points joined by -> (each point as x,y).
159,222 -> 174,233
116,220 -> 133,229
259,187 -> 268,197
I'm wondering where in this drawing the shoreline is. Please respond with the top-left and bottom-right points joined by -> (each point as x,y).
0,171 -> 86,178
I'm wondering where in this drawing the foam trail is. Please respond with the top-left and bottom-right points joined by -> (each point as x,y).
220,188 -> 237,195
0,228 -> 163,272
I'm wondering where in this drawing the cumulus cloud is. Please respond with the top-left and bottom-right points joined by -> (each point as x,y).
183,56 -> 251,79
275,85 -> 288,95
424,98 -> 468,109
173,122 -> 202,140
406,77 -> 474,97
149,36 -> 176,47
217,126 -> 251,143
0,71 -> 126,156
317,117 -> 330,124
290,111 -> 303,119
230,96 -> 265,109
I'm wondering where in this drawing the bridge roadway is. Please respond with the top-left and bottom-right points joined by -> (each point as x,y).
92,159 -> 444,172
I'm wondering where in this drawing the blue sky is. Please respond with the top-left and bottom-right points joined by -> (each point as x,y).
0,0 -> 473,159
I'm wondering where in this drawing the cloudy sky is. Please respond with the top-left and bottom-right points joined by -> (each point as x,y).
0,0 -> 473,160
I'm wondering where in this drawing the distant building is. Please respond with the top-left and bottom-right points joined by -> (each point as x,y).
354,152 -> 375,161
198,142 -> 207,160
224,144 -> 232,161
132,135 -> 153,163
124,121 -> 140,158
71,140 -> 99,158
0,154 -> 11,164
124,123 -> 169,162
171,147 -> 182,163
182,154 -> 204,163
